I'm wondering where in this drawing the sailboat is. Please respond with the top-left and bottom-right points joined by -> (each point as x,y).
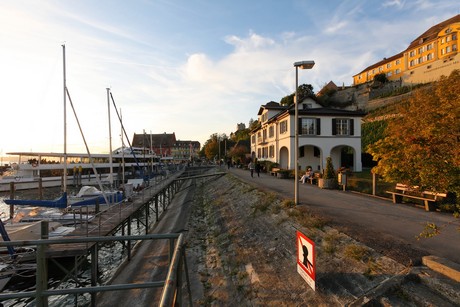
4,46 -> 124,210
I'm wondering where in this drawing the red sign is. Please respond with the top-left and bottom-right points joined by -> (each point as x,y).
296,230 -> 316,291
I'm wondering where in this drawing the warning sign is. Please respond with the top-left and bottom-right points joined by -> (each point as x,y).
296,230 -> 316,291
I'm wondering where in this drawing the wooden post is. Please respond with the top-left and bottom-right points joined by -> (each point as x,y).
372,172 -> 377,196
37,221 -> 49,307
38,178 -> 43,200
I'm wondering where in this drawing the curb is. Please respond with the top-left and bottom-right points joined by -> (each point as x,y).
422,255 -> 460,283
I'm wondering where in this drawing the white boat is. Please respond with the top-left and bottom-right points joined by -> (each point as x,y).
0,148 -> 159,192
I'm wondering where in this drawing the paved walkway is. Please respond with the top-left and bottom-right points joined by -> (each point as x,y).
226,167 -> 460,265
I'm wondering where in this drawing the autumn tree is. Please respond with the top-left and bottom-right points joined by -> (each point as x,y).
368,70 -> 460,200
201,133 -> 231,161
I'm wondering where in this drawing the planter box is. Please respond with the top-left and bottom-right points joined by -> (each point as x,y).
318,178 -> 336,189
277,172 -> 288,179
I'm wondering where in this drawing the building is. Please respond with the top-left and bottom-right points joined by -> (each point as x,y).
250,98 -> 365,173
236,123 -> 246,131
353,14 -> 460,85
132,132 -> 200,161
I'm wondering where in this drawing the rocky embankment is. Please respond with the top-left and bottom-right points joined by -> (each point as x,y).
183,173 -> 460,306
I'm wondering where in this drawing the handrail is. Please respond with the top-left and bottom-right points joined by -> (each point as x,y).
0,233 -> 191,306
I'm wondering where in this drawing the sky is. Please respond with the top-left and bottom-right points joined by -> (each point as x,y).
1,0 -> 459,159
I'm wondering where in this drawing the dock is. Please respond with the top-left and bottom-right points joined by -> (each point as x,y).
45,170 -> 184,258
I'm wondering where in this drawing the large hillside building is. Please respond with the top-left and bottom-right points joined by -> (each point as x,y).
353,14 -> 460,86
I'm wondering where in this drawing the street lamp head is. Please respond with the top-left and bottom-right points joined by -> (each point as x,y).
294,60 -> 315,70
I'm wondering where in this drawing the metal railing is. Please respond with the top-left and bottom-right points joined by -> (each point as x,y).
0,233 -> 191,306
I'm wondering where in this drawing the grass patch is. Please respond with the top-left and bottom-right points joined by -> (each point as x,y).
344,244 -> 369,261
281,199 -> 295,208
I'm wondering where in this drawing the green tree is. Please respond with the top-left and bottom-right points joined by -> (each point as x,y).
367,70 -> 460,198
280,84 -> 314,106
373,73 -> 388,84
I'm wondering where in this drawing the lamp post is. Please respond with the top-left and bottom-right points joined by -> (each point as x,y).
294,60 -> 315,206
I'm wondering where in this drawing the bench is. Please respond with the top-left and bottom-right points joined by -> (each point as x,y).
307,172 -> 321,184
270,168 -> 280,176
386,183 -> 447,212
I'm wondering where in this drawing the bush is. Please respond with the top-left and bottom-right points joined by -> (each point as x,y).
323,157 -> 336,180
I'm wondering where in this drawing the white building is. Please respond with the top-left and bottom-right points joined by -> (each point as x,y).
250,98 -> 366,173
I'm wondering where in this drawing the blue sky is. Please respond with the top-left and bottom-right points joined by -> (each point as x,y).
1,0 -> 459,157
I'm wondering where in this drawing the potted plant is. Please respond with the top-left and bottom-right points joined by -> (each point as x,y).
318,157 -> 337,189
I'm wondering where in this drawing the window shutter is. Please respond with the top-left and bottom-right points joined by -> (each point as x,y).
349,119 -> 354,135
316,118 -> 321,135
332,119 -> 337,135
298,118 -> 302,135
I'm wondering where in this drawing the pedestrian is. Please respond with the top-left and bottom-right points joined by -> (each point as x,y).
255,162 -> 261,177
248,161 -> 255,177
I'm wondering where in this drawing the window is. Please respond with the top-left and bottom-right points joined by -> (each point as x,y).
261,113 -> 268,122
427,53 -> 433,60
427,43 -> 433,51
453,44 -> 457,51
268,126 -> 274,138
299,118 -> 320,135
280,120 -> 288,134
395,59 -> 400,65
453,34 -> 457,40
418,57 -> 423,64
395,68 -> 401,74
410,60 -> 415,67
446,46 -> 451,53
409,50 -> 415,57
332,118 -> 354,136
302,103 -> 312,109
251,135 -> 256,144
387,71 -> 392,77
262,129 -> 267,141
386,63 -> 391,69
269,145 -> 274,158
418,47 -> 423,54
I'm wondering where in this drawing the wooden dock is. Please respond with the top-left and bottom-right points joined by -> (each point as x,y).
45,171 -> 184,258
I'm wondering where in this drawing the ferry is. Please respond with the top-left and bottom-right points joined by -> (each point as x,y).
0,147 -> 160,192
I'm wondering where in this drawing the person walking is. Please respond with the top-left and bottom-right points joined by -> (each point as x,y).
248,161 -> 255,177
255,162 -> 261,177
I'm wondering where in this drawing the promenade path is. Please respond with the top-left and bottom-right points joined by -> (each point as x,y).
227,167 -> 460,265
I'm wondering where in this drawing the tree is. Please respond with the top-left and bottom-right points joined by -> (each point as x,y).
280,84 -> 314,106
373,73 -> 388,84
201,133 -> 232,161
367,70 -> 460,200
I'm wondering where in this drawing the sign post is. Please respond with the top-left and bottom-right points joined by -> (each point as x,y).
296,230 -> 316,291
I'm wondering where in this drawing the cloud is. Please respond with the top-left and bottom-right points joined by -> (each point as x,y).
382,0 -> 405,8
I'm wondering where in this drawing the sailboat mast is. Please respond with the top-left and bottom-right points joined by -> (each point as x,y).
107,88 -> 113,188
121,108 -> 125,184
62,44 -> 67,193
